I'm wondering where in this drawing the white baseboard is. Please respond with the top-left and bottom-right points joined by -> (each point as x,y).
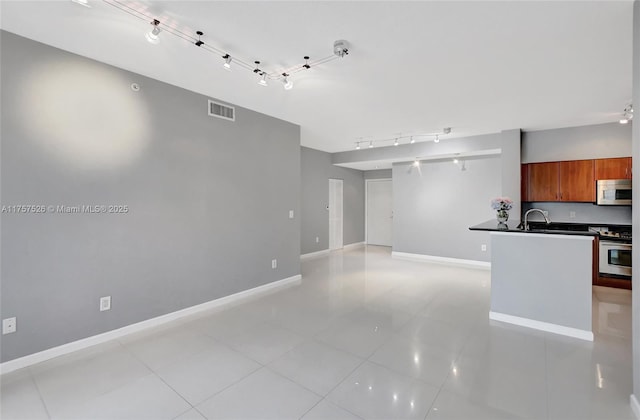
301,242 -> 364,259
489,311 -> 594,341
0,274 -> 302,375
391,251 -> 491,270
301,249 -> 329,259
631,394 -> 640,419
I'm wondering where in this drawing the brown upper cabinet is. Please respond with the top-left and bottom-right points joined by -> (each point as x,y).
559,160 -> 595,202
528,162 -> 559,201
524,159 -> 595,202
595,157 -> 632,180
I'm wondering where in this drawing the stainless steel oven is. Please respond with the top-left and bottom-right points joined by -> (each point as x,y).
596,179 -> 632,205
599,240 -> 632,278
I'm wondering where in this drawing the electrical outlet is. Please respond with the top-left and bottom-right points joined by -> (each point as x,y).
315,237 -> 320,243
2,317 -> 16,334
100,296 -> 111,312
271,259 -> 277,269
289,210 -> 294,219
481,244 -> 487,252
569,211 -> 576,218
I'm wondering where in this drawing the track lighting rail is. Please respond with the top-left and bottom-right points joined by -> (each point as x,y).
103,0 -> 349,88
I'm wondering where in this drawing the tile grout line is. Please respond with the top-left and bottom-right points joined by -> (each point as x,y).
26,368 -> 53,420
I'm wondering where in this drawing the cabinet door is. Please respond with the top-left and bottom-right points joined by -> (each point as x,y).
559,159 -> 594,202
528,162 -> 559,201
521,164 -> 529,202
595,157 -> 632,180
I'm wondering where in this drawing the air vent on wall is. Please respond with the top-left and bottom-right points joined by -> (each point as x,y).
208,100 -> 235,121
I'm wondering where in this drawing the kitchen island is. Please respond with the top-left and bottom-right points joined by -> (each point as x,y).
470,220 -> 597,341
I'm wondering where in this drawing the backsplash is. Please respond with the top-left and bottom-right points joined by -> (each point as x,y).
522,202 -> 632,225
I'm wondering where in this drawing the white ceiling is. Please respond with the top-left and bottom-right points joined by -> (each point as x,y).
0,1 -> 634,153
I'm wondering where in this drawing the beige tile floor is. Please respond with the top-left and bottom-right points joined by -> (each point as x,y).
1,245 -> 634,419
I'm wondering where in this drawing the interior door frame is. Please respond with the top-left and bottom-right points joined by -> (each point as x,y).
328,178 -> 344,250
365,178 -> 392,245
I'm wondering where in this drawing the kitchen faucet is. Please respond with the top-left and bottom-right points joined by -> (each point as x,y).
521,208 -> 551,231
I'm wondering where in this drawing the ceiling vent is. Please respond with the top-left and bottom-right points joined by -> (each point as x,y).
208,100 -> 235,121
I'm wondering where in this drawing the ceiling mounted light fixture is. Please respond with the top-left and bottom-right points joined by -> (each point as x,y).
355,142 -> 361,150
620,104 -> 633,124
258,73 -> 268,86
102,0 -> 350,92
369,141 -> 374,148
350,128 -> 451,150
282,73 -> 293,90
222,54 -> 232,70
145,19 -> 161,44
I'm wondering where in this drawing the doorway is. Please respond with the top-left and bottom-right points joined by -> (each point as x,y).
366,179 -> 392,246
329,178 -> 343,250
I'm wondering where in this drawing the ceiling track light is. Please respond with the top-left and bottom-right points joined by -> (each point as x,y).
355,142 -> 361,150
194,31 -> 205,47
620,104 -> 633,124
369,141 -> 374,148
145,19 -> 161,45
222,54 -> 232,70
258,73 -> 268,86
282,73 -> 293,90
102,0 -> 350,91
352,128 -> 452,151
254,61 -> 268,86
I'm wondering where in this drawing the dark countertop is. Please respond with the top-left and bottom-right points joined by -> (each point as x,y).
469,220 -> 600,237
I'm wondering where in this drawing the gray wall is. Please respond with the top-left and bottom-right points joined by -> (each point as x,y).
364,169 -> 392,179
521,122 -> 633,225
522,122 -> 632,163
392,156 -> 501,262
0,32 -> 301,362
300,147 -> 364,255
632,0 -> 639,408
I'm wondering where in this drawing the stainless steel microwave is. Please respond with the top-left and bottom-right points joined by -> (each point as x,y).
596,179 -> 632,205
